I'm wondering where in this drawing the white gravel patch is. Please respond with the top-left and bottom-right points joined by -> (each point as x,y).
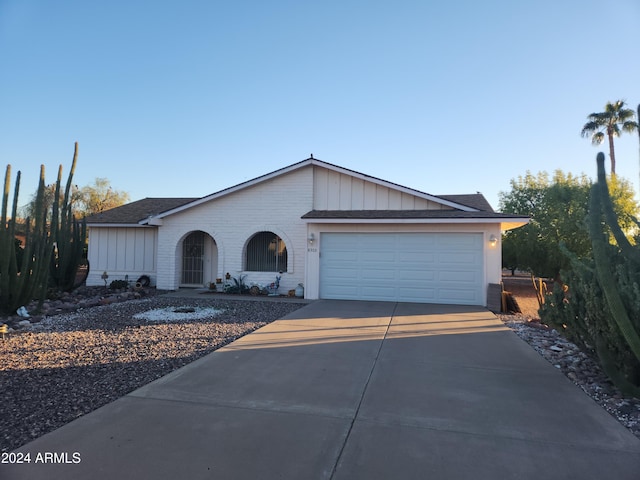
133,306 -> 224,322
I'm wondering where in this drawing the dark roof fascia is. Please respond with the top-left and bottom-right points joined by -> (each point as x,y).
301,210 -> 525,220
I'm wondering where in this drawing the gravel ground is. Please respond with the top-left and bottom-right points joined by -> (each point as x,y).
498,313 -> 640,440
0,296 -> 305,453
2,292 -> 639,453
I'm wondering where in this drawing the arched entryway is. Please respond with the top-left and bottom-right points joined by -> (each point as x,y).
180,231 -> 218,287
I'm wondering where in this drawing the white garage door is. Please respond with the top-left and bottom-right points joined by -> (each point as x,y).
319,232 -> 484,305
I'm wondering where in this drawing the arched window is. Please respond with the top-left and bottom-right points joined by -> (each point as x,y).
246,231 -> 288,272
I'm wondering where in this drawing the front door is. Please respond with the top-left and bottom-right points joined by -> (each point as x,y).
182,231 -> 205,285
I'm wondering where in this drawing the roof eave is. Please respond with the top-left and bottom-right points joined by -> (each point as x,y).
302,217 -> 530,226
501,218 -> 530,231
87,223 -> 156,228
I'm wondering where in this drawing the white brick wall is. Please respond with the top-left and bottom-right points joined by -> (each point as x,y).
156,166 -> 314,291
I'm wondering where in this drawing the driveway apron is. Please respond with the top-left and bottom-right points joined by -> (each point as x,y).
4,300 -> 640,479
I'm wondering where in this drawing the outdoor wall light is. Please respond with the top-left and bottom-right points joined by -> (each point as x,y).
308,233 -> 315,245
489,234 -> 498,246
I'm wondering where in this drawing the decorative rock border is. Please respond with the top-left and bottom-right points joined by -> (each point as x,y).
498,313 -> 640,439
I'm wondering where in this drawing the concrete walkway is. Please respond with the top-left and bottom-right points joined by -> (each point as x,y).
5,300 -> 640,479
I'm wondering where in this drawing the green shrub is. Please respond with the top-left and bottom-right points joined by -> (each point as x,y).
541,153 -> 640,396
109,279 -> 129,290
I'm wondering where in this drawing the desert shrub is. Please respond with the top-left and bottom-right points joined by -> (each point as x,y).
109,280 -> 129,290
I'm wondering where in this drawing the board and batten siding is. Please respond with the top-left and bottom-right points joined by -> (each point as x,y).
312,167 -> 448,210
86,227 -> 157,286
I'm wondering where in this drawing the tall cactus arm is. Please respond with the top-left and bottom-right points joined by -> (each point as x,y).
49,143 -> 85,292
51,164 -> 62,242
62,142 -> 78,212
1,165 -> 9,227
0,168 -> 21,305
6,170 -> 21,277
589,183 -> 640,362
0,166 -> 13,306
595,152 -> 640,265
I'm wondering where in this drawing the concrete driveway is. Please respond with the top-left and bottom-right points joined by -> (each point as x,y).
5,300 -> 640,479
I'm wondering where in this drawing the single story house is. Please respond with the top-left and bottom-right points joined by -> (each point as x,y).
85,157 -> 528,306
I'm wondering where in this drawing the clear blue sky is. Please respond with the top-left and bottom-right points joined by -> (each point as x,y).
1,0 -> 639,212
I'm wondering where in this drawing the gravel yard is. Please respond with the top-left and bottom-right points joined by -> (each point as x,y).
0,296 -> 305,453
2,281 -> 640,453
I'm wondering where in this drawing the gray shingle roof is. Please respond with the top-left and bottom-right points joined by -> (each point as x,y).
437,194 -> 494,212
85,198 -> 198,225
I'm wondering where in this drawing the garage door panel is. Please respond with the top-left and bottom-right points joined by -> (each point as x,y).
439,271 -> 481,283
360,267 -> 395,283
399,287 -> 437,302
438,252 -> 480,264
398,270 -> 435,281
361,285 -> 394,297
361,252 -> 396,264
438,288 -> 479,303
322,285 -> 360,297
398,251 -> 435,264
323,270 -> 358,283
320,233 -> 484,305
323,255 -> 358,268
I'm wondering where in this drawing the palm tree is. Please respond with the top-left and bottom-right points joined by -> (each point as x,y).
581,100 -> 638,175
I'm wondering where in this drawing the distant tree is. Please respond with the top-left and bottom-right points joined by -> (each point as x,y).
581,100 -> 638,175
77,178 -> 129,216
21,183 -> 83,221
499,170 -> 638,279
22,177 -> 129,220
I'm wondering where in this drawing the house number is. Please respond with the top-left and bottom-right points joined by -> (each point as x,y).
307,248 -> 318,252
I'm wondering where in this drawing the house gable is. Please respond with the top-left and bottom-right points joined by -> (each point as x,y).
139,158 -> 479,225
312,165 -> 457,211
